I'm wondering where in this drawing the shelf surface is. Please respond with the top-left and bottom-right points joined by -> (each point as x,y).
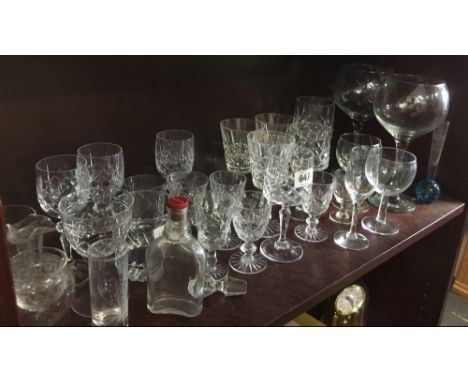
60,197 -> 465,326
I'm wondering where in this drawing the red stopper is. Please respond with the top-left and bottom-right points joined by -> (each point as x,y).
167,195 -> 190,210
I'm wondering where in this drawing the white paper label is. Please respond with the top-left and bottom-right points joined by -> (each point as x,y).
294,168 -> 313,188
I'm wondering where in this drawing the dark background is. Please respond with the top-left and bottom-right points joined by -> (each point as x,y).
1,56 -> 467,210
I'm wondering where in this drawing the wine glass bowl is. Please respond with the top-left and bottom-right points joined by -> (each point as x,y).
155,130 -> 194,178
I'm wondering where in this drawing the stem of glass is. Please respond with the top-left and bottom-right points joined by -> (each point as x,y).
242,241 -> 255,259
376,195 -> 389,224
352,120 -> 364,134
206,249 -> 218,273
392,139 -> 411,204
346,202 -> 359,240
276,206 -> 291,247
306,216 -> 319,236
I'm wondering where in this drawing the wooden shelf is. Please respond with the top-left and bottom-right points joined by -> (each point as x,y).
59,197 -> 465,326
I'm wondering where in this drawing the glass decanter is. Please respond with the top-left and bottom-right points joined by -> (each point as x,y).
146,196 -> 205,318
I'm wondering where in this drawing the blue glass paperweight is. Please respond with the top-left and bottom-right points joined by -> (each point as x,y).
415,178 -> 441,204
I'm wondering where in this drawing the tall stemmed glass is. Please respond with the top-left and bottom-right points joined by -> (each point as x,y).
209,171 -> 246,251
155,130 -> 194,178
295,171 -> 336,243
229,191 -> 271,274
220,118 -> 255,175
247,130 -> 296,238
261,145 -> 315,263
334,146 -> 378,251
370,73 -> 449,212
35,154 -> 89,288
334,63 -> 390,133
362,147 -> 417,235
58,190 -> 133,317
335,133 -> 382,215
77,142 -> 124,203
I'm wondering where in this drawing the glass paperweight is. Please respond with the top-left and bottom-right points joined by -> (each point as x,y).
415,178 -> 441,204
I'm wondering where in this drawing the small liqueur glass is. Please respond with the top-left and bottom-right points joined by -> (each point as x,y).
329,169 -> 353,225
362,147 -> 417,235
295,171 -> 336,243
334,146 -> 377,251
209,170 -> 246,251
220,118 -> 255,174
229,191 -> 271,274
155,130 -> 194,178
3,205 -> 37,257
88,238 -> 129,326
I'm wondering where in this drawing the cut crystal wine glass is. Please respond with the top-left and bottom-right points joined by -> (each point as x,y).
333,63 -> 391,133
155,130 -> 194,178
260,145 -> 314,263
370,73 -> 449,212
247,129 -> 296,238
220,118 -> 255,175
209,170 -> 246,251
77,142 -> 124,203
295,171 -> 336,243
362,147 -> 417,235
229,191 -> 271,274
333,146 -> 377,251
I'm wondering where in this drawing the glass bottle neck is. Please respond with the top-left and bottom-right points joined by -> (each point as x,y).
164,208 -> 191,241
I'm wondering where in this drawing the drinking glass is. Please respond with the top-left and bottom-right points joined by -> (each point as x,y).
77,142 -> 124,203
370,73 -> 449,212
220,118 -> 255,174
255,113 -> 293,132
36,154 -> 89,259
209,170 -> 246,251
126,190 -> 167,282
336,132 -> 382,215
295,171 -> 336,243
58,190 -> 133,317
334,146 -> 376,251
3,205 -> 37,256
193,191 -> 234,281
229,191 -> 271,274
329,169 -> 353,225
333,63 -> 390,133
155,130 -> 194,178
10,247 -> 75,326
88,238 -> 129,326
261,145 -> 315,263
247,129 -> 296,237
123,173 -> 166,192
362,147 -> 417,235
293,96 -> 335,128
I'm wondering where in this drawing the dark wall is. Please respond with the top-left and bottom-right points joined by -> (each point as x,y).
1,56 -> 467,210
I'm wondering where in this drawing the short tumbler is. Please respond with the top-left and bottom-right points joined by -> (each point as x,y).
88,239 -> 129,326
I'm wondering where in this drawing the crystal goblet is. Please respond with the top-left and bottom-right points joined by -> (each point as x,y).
155,130 -> 194,178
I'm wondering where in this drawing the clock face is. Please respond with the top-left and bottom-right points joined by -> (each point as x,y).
335,284 -> 366,315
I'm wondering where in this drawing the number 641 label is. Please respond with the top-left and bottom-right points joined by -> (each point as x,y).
294,168 -> 313,188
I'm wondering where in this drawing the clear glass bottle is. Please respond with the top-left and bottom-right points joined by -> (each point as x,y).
146,196 -> 205,317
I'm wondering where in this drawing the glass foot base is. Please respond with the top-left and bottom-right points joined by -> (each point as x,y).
262,219 -> 281,238
260,238 -> 303,263
333,230 -> 369,251
368,193 -> 415,213
290,206 -> 308,221
294,224 -> 328,243
361,216 -> 399,236
218,232 -> 242,251
229,251 -> 267,274
207,263 -> 229,281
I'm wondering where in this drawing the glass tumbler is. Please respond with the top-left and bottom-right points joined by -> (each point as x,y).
220,118 -> 256,174
88,238 -> 129,327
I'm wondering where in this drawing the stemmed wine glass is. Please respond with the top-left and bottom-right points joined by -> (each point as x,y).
294,171 -> 336,243
155,130 -> 194,178
362,147 -> 417,235
247,130 -> 296,238
334,63 -> 391,133
329,169 -> 353,225
261,145 -> 315,263
209,170 -> 246,251
229,191 -> 271,274
369,73 -> 449,212
333,146 -> 378,251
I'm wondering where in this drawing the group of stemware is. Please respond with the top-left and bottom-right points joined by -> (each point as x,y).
5,62 -> 450,326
